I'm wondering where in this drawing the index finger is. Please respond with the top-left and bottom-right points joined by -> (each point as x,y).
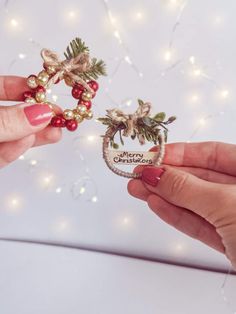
0,76 -> 29,101
151,142 -> 236,176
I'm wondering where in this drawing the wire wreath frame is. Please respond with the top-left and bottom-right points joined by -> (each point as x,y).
102,128 -> 166,179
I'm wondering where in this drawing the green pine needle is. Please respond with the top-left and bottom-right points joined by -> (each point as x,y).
64,37 -> 107,80
64,38 -> 89,59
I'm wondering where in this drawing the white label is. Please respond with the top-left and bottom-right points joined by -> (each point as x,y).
109,151 -> 156,165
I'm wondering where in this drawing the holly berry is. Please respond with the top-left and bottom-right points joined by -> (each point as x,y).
51,115 -> 66,128
66,119 -> 78,131
79,100 -> 92,110
72,84 -> 84,99
88,80 -> 99,92
23,90 -> 34,101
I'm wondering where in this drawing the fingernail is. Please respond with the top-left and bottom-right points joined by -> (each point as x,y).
24,104 -> 52,126
142,167 -> 165,187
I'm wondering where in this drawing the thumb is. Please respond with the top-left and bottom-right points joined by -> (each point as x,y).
0,103 -> 53,142
141,166 -> 232,224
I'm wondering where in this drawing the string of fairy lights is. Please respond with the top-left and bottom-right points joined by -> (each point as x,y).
1,0 -> 235,309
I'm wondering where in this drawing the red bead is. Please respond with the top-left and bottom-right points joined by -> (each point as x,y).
79,100 -> 92,110
66,119 -> 78,131
23,90 -> 34,100
51,115 -> 66,128
35,86 -> 46,93
88,80 -> 99,92
72,84 -> 84,99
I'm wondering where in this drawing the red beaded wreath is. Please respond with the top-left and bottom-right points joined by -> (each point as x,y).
23,38 -> 106,132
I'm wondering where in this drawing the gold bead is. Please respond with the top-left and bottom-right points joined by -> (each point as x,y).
77,104 -> 88,116
25,97 -> 36,103
45,65 -> 56,75
82,91 -> 93,101
86,110 -> 93,120
74,114 -> 84,123
37,70 -> 49,86
63,109 -> 74,120
64,76 -> 75,87
35,91 -> 46,103
27,75 -> 38,89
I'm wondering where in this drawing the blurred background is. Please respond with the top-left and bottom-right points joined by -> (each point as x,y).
0,0 -> 236,313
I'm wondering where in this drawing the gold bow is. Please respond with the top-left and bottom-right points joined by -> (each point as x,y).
41,49 -> 93,92
106,102 -> 151,145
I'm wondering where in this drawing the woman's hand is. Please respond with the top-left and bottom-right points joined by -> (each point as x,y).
0,76 -> 62,168
128,142 -> 236,270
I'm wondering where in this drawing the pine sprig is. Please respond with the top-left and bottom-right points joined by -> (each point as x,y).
80,58 -> 107,81
64,38 -> 89,59
64,37 -> 106,80
98,99 -> 176,149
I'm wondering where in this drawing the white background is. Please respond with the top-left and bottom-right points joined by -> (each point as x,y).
0,0 -> 236,313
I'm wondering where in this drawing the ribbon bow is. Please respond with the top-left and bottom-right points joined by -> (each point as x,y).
106,102 -> 151,145
41,49 -> 93,92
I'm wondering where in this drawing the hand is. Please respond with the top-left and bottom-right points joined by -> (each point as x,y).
128,142 -> 236,270
0,76 -> 62,168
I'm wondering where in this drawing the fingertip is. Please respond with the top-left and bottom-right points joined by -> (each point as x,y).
133,165 -> 145,174
128,179 -> 151,201
127,179 -> 137,196
45,126 -> 62,143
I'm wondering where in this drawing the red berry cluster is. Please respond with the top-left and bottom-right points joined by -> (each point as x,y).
50,80 -> 99,132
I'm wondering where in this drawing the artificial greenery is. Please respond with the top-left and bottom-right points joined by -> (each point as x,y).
98,99 -> 176,149
64,37 -> 106,80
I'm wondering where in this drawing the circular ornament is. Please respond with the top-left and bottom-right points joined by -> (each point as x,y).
98,99 -> 176,178
23,37 -> 106,132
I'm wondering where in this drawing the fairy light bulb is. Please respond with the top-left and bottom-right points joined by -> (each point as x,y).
191,93 -> 200,103
189,56 -> 196,65
52,95 -> 58,102
123,217 -> 130,225
193,68 -> 202,77
6,195 -> 23,212
167,0 -> 183,9
199,118 -> 206,126
18,53 -> 26,59
175,243 -> 185,252
126,99 -> 132,107
124,55 -> 132,65
80,186 -> 86,194
164,50 -> 172,62
87,135 -> 95,142
19,155 -> 25,160
91,196 -> 98,203
55,187 -> 62,194
68,11 -> 76,18
10,18 -> 19,27
114,30 -> 122,44
55,218 -> 70,232
30,159 -> 37,166
220,89 -> 229,99
136,12 -> 143,19
40,173 -> 54,189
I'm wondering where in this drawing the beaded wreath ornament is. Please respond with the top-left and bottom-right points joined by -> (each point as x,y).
98,100 -> 176,179
23,38 -> 106,131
